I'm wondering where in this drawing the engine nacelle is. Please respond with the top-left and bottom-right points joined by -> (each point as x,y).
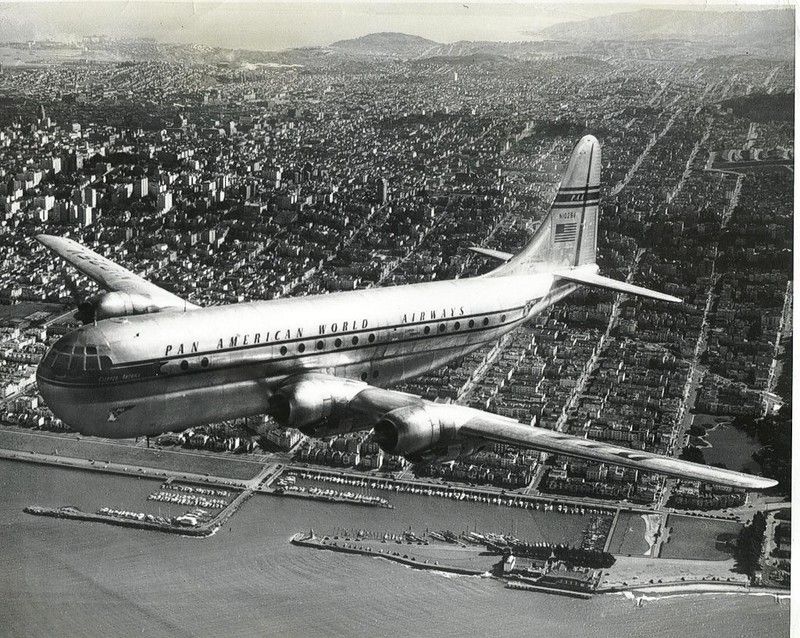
77,291 -> 165,323
268,376 -> 366,431
373,404 -> 467,458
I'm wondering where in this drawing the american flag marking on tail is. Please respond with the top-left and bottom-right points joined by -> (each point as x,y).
553,222 -> 578,243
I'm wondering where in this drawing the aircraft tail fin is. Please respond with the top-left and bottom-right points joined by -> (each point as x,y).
492,135 -> 601,276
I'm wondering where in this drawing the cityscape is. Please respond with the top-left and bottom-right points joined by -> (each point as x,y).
0,3 -> 793,638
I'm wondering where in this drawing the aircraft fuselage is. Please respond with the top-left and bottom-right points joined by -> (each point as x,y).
37,273 -> 575,438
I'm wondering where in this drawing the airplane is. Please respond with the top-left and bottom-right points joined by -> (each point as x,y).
34,135 -> 777,490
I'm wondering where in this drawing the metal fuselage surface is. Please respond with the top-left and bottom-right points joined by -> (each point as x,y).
37,273 -> 572,438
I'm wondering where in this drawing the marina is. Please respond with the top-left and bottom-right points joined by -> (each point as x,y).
288,469 -> 622,516
1,459 -> 789,638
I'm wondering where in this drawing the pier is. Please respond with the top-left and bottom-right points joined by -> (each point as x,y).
290,531 -> 490,576
290,529 -> 604,597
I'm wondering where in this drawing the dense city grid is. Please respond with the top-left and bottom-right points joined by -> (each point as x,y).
0,37 -> 792,532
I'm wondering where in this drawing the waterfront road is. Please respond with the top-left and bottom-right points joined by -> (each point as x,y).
0,447 -> 253,489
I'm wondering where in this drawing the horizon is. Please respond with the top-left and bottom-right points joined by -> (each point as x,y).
0,1 -> 793,52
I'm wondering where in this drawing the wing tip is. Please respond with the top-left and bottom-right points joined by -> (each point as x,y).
745,476 -> 779,491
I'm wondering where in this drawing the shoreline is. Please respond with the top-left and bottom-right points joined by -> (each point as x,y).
605,582 -> 791,599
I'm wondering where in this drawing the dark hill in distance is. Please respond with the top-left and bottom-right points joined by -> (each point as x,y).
330,32 -> 439,57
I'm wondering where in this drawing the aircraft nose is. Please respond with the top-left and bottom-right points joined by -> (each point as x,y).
38,329 -> 114,381
36,373 -> 75,429
36,328 -> 114,435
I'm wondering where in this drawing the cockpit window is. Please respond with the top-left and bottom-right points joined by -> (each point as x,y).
45,340 -> 113,377
68,355 -> 82,373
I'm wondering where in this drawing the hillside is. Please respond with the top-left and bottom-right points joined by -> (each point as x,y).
329,32 -> 439,58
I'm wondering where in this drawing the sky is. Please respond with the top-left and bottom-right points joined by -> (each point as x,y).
0,1 -> 793,51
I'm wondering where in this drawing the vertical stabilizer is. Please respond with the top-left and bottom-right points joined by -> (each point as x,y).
493,135 -> 601,276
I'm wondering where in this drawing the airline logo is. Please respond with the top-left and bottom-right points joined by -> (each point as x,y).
551,186 -> 600,209
107,405 -> 134,421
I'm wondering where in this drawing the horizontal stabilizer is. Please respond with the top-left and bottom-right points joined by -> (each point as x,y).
468,246 -> 513,262
553,269 -> 682,304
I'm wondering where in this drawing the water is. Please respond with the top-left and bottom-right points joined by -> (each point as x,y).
290,476 -> 592,544
703,423 -> 762,474
0,461 -> 789,638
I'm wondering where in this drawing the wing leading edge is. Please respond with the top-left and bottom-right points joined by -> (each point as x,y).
37,234 -> 196,310
460,415 -> 777,490
274,374 -> 776,491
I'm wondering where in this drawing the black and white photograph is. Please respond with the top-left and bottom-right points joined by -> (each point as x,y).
0,1 -> 793,636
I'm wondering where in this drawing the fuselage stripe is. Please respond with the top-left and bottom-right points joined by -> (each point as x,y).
39,308 -> 529,388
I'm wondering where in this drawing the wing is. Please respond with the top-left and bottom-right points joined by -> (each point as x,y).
37,234 -> 195,309
273,374 -> 777,491
458,413 -> 776,490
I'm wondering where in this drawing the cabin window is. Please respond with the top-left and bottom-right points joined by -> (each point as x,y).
454,321 -> 460,330
316,340 -> 324,350
280,346 -> 287,356
438,324 -> 445,333
298,343 -> 306,353
360,372 -> 368,381
201,357 -> 210,367
483,317 -> 489,326
501,314 -> 507,322
423,326 -> 431,335
368,334 -> 375,343
180,360 -> 189,371
468,319 -> 475,328
334,338 -> 342,348
351,336 -> 359,346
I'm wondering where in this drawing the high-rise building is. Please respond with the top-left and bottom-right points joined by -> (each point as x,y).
75,205 -> 93,227
134,177 -> 148,198
158,191 -> 173,214
379,177 -> 390,204
83,187 -> 97,208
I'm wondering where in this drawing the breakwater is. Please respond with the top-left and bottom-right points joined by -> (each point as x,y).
24,505 -> 215,537
290,532 -> 487,576
273,486 -> 393,508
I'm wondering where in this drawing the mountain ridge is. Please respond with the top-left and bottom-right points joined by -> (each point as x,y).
533,7 -> 794,42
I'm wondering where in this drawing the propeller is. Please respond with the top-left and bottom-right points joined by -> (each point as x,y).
63,273 -> 96,324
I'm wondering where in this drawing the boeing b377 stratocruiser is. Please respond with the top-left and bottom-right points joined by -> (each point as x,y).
35,135 -> 777,490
